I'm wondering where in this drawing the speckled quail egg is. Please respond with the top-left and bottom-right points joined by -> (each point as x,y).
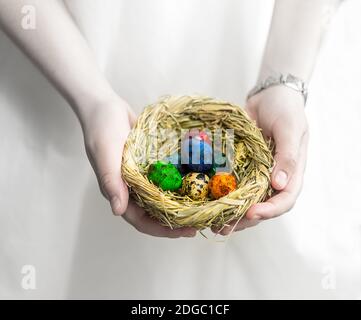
181,172 -> 210,201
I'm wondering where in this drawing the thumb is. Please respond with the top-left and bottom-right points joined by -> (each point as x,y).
87,139 -> 129,215
271,122 -> 302,190
99,170 -> 129,216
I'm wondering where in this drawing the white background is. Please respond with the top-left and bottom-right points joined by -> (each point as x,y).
0,0 -> 360,299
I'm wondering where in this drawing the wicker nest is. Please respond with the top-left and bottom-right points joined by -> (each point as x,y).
122,95 -> 274,230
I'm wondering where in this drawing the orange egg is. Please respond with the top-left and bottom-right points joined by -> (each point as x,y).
208,172 -> 237,199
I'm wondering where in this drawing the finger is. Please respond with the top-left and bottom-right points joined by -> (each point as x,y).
246,192 -> 296,220
123,202 -> 197,238
247,132 -> 308,220
100,170 -> 129,216
88,138 -> 129,215
213,129 -> 308,233
271,119 -> 305,190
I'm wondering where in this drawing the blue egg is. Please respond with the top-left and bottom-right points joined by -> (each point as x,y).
181,138 -> 213,172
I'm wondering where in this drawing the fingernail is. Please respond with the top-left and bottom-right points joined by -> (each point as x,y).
110,196 -> 121,215
252,214 -> 261,220
275,170 -> 288,189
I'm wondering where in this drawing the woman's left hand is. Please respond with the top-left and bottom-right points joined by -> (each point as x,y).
214,85 -> 309,235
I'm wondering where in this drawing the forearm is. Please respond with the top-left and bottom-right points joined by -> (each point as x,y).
0,0 -> 117,122
259,0 -> 341,82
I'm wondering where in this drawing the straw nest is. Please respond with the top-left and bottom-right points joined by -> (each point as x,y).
122,95 -> 274,230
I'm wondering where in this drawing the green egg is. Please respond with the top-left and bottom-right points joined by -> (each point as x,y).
148,161 -> 182,191
148,161 -> 167,185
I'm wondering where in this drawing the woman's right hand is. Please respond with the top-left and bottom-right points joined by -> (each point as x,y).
82,97 -> 197,238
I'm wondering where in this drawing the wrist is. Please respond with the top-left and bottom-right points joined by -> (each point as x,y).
248,73 -> 308,105
68,84 -> 132,134
80,97 -> 132,146
70,86 -> 119,116
69,88 -> 131,138
258,63 -> 311,83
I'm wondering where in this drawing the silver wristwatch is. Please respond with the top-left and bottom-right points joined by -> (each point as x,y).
247,73 -> 308,104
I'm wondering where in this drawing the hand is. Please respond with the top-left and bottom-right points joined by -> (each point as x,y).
0,0 -> 196,238
216,86 -> 309,235
82,97 -> 197,238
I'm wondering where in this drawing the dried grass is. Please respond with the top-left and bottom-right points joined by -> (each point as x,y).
122,95 -> 274,230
